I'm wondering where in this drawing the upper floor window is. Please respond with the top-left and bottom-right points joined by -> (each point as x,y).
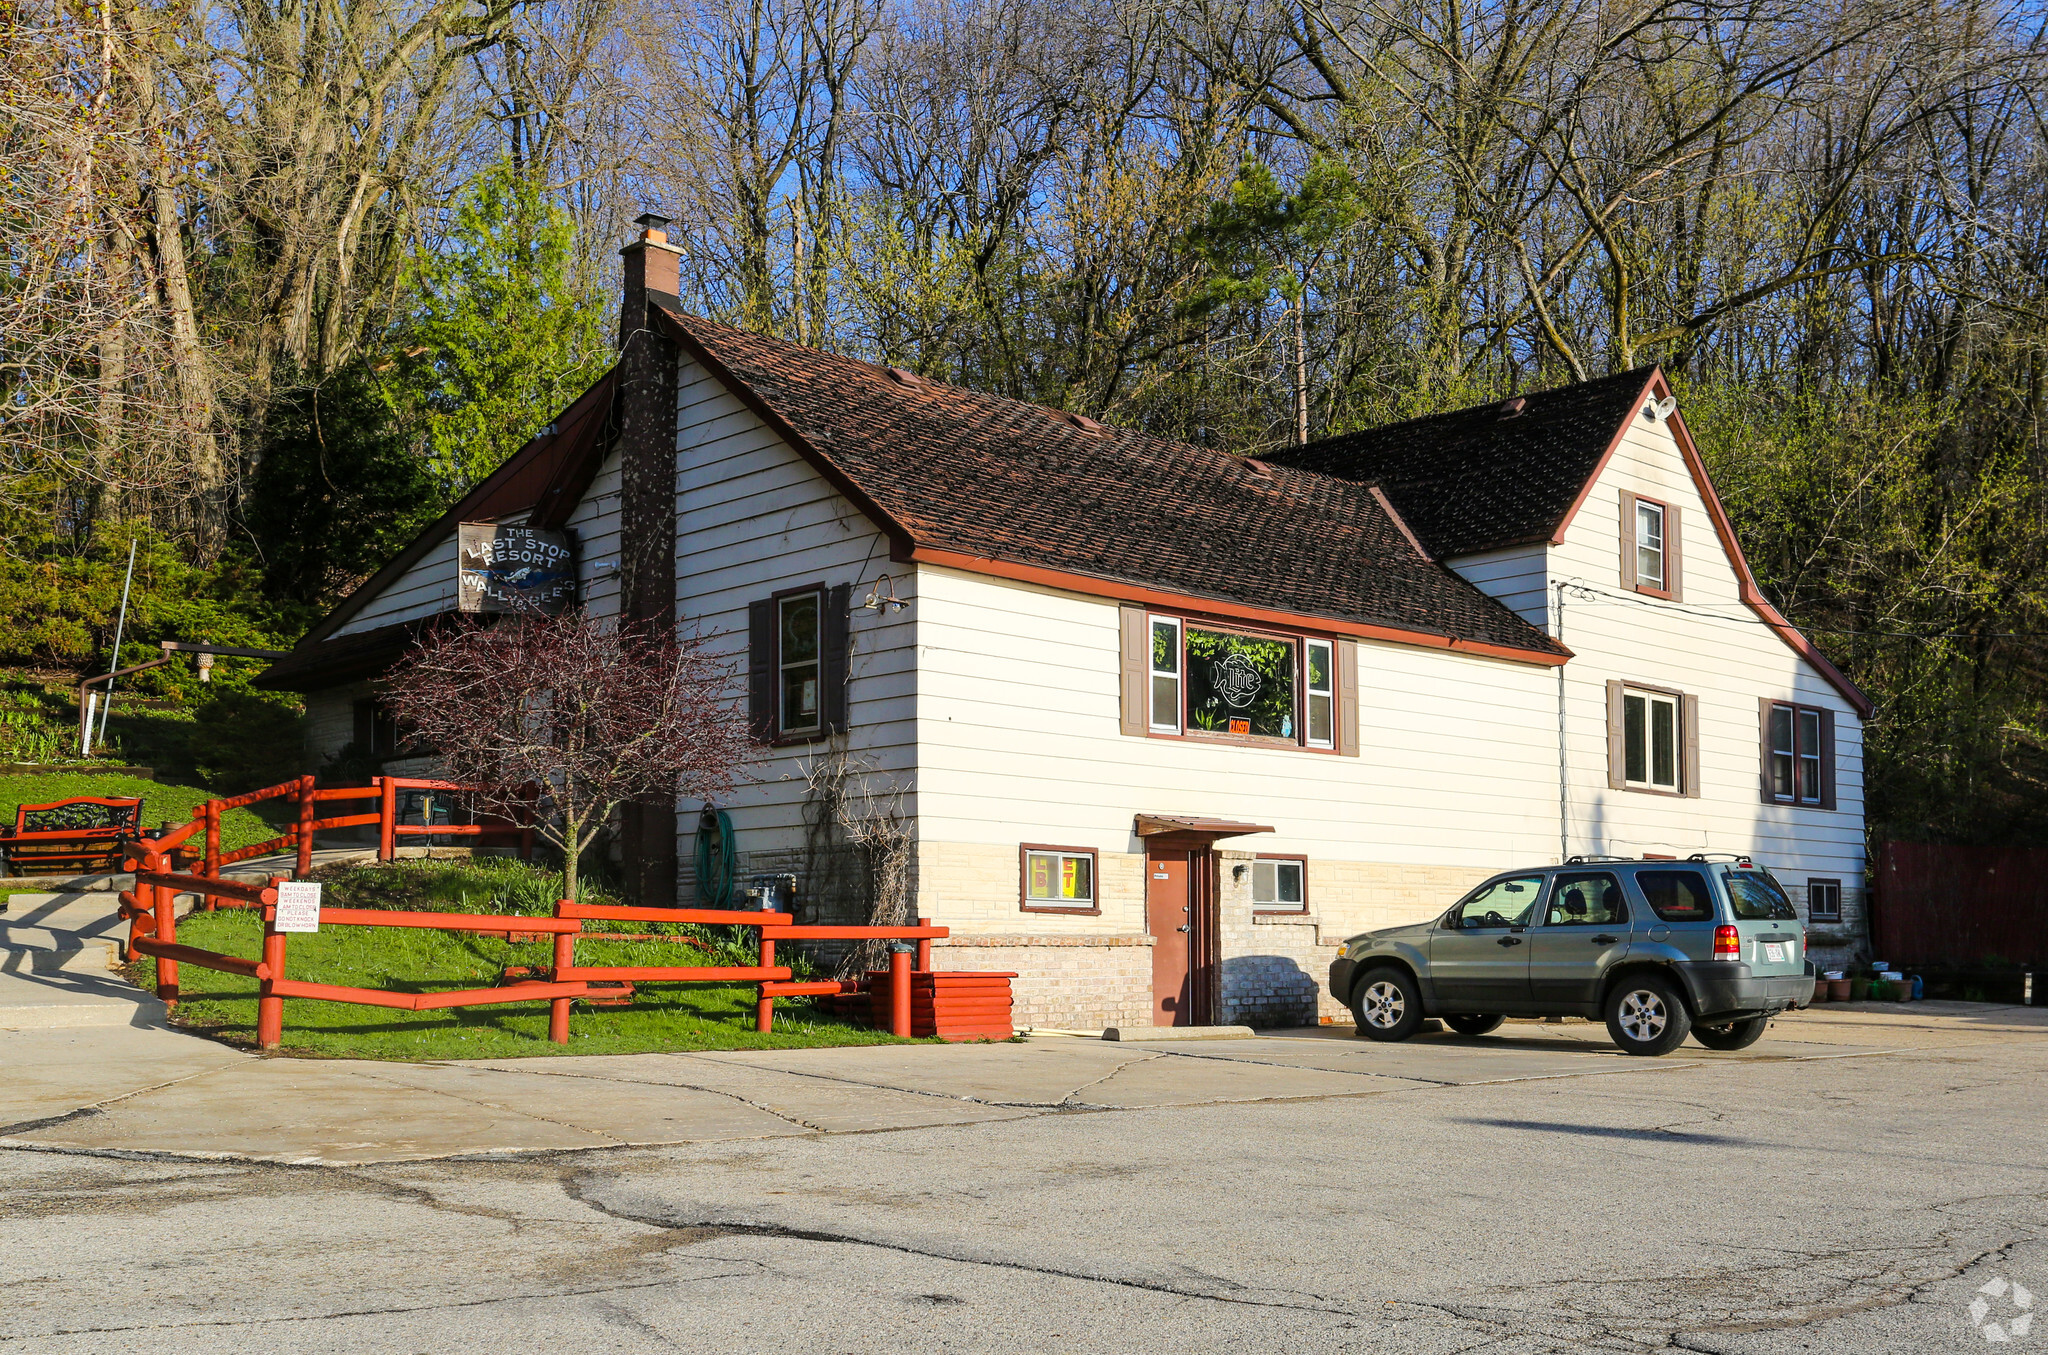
1635,500 -> 1666,588
1623,687 -> 1679,791
1606,681 -> 1699,797
1618,490 -> 1681,599
1126,608 -> 1350,753
748,583 -> 850,743
1763,700 -> 1834,808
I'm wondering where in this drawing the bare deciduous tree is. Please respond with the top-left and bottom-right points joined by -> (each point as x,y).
382,610 -> 750,902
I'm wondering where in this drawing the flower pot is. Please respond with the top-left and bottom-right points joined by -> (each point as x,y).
1870,980 -> 1893,1001
1850,978 -> 1870,1001
1829,978 -> 1852,1002
1808,981 -> 1829,1003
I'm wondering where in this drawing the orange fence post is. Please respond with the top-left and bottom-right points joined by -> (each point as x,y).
257,879 -> 287,1049
916,937 -> 932,973
377,777 -> 396,862
756,937 -> 776,1034
889,946 -> 911,1038
548,901 -> 575,1044
149,852 -> 178,1006
295,774 -> 316,877
203,801 -> 222,884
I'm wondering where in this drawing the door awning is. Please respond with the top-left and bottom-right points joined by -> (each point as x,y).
1134,815 -> 1275,842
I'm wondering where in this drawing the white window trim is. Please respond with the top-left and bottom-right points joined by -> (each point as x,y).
1148,615 -> 1182,733
1769,701 -> 1825,805
1635,500 -> 1666,590
1304,639 -> 1335,750
1623,687 -> 1681,792
1251,855 -> 1308,913
1022,846 -> 1098,910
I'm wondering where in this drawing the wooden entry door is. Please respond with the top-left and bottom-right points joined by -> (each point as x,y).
1146,849 -> 1194,1025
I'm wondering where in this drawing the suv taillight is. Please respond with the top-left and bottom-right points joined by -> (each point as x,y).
1715,925 -> 1742,962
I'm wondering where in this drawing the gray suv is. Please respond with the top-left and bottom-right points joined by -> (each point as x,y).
1326,856 -> 1816,1056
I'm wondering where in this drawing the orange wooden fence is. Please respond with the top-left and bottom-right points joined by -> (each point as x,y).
119,842 -> 959,1048
186,774 -> 533,888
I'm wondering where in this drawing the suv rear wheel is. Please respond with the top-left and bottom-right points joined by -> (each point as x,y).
1444,1014 -> 1504,1037
1350,966 -> 1424,1042
1692,1015 -> 1768,1051
1604,974 -> 1691,1056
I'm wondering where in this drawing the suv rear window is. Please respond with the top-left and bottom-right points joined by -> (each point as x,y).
1723,869 -> 1798,920
1635,870 -> 1715,922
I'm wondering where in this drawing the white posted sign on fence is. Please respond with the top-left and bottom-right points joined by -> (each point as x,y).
275,881 -> 322,933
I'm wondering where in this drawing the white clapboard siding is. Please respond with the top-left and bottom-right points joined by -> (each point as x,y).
1540,405 -> 1866,885
329,529 -> 468,638
565,449 -> 622,621
913,564 -> 1563,875
672,355 -> 917,863
1445,544 -> 1550,626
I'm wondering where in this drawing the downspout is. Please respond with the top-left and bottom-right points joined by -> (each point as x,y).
1554,580 -> 1568,864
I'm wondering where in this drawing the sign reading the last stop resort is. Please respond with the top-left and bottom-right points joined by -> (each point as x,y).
457,523 -> 576,615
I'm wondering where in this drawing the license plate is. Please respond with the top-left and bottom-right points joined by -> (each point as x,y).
1762,942 -> 1786,963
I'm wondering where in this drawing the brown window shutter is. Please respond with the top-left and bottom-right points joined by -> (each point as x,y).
1819,707 -> 1837,810
1337,640 -> 1361,757
1118,604 -> 1147,737
1618,491 -> 1638,589
1758,697 -> 1775,803
1681,694 -> 1701,797
1666,504 -> 1683,600
1606,680 -> 1626,788
822,583 -> 852,733
748,598 -> 776,741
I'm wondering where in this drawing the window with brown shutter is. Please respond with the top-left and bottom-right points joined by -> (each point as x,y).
1759,699 -> 1835,809
749,582 -> 850,744
1117,607 -> 1356,756
1606,681 -> 1699,797
1619,490 -> 1681,600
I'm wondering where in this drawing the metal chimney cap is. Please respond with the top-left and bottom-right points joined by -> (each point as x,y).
633,212 -> 672,231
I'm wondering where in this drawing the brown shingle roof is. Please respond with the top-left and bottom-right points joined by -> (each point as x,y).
657,308 -> 1567,660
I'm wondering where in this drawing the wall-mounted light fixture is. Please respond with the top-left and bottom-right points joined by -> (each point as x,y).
861,572 -> 908,614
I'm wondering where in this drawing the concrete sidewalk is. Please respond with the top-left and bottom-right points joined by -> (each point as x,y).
4,986 -> 2040,1165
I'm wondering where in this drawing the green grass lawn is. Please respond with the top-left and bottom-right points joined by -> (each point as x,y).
0,771 -> 286,856
129,859 -> 915,1058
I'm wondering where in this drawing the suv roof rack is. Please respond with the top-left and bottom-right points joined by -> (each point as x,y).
1565,854 -> 1634,864
1685,852 -> 1754,865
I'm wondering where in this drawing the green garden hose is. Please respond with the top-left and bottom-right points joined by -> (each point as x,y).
695,806 -> 735,908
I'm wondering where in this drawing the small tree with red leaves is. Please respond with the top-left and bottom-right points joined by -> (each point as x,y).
382,610 -> 749,903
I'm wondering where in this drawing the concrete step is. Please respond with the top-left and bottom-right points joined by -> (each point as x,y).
1,939 -> 122,977
0,960 -> 167,1029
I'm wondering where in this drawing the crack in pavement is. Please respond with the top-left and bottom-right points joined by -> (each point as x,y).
0,1058 -> 244,1139
0,1271 -> 758,1341
561,1171 -> 1370,1318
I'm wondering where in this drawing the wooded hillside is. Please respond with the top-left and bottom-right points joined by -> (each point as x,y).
5,0 -> 2044,842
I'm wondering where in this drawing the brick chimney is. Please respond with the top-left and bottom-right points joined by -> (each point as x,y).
618,212 -> 684,349
615,211 -> 683,903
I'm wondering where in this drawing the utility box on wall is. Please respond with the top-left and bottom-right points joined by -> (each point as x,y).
457,523 -> 576,614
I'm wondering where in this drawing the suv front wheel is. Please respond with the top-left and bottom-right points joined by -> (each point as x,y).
1604,974 -> 1692,1056
1350,966 -> 1425,1042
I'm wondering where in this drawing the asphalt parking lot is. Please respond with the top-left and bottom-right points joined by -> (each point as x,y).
3,1004 -> 2043,1353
